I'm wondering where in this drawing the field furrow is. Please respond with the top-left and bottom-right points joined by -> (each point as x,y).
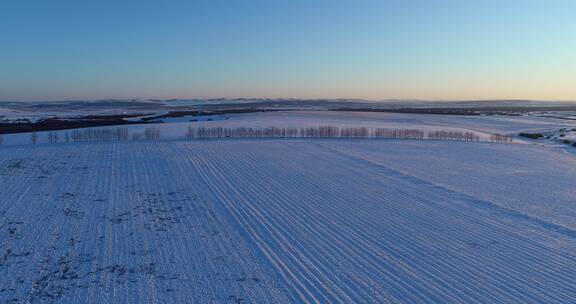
177,140 -> 576,303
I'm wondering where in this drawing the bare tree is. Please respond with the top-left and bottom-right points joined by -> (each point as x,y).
30,132 -> 38,144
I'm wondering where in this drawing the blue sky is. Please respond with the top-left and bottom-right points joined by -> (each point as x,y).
1,0 -> 575,101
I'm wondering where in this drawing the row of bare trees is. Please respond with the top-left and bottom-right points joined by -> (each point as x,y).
9,126 -> 511,145
69,128 -> 129,142
374,128 -> 426,139
427,130 -> 480,142
184,126 -> 496,142
25,127 -> 162,144
490,133 -> 513,143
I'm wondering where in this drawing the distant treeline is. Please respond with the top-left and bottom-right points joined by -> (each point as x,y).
185,126 -> 511,143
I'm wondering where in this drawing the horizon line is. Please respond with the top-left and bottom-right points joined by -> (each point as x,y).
2,97 -> 576,103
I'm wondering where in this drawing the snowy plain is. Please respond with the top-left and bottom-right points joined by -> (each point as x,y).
2,110 -> 575,146
1,111 -> 576,303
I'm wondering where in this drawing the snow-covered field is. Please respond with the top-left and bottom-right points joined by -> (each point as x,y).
149,110 -> 576,136
2,110 -> 575,146
1,111 -> 576,303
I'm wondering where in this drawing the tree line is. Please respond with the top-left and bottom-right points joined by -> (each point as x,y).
0,126 -> 512,146
184,126 -> 510,143
24,127 -> 161,144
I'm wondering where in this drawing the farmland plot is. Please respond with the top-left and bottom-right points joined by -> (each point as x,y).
322,140 -> 576,230
0,143 -> 288,303
1,139 -> 576,303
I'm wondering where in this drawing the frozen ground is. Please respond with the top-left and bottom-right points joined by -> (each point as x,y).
1,111 -> 576,303
1,134 -> 576,303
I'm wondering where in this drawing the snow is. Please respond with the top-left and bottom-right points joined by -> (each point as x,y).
154,114 -> 230,124
4,110 -> 575,146
323,140 -> 576,230
0,142 -> 289,303
1,111 -> 576,303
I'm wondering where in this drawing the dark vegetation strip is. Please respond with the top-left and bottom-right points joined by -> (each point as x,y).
0,116 -> 146,135
0,109 -> 273,135
333,106 -> 576,116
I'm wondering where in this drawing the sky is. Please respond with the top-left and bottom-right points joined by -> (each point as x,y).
1,0 -> 575,101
